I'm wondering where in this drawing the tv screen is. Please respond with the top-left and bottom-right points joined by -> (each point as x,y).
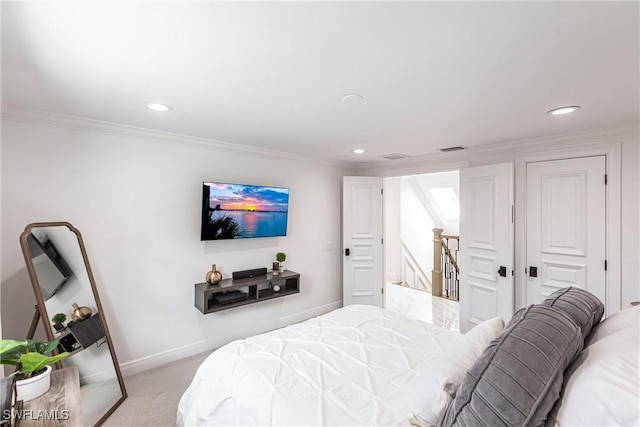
26,233 -> 73,301
201,182 -> 290,240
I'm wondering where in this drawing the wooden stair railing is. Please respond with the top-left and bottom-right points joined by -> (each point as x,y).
432,228 -> 444,298
432,227 -> 460,301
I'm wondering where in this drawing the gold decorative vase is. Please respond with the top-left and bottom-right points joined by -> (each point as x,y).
206,264 -> 223,285
71,303 -> 92,322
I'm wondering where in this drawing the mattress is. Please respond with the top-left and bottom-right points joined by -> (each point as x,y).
177,305 -> 462,426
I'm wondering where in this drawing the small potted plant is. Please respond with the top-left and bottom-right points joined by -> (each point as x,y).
276,252 -> 286,272
0,339 -> 70,401
51,313 -> 67,332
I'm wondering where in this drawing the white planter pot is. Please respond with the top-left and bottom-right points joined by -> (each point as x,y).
16,365 -> 52,402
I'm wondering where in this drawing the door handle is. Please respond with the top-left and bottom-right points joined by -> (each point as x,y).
498,266 -> 507,277
529,266 -> 538,278
345,248 -> 350,256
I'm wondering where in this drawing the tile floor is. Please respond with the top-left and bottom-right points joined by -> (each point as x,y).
385,282 -> 460,332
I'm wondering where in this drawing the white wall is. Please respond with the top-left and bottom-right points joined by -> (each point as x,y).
621,138 -> 640,307
400,177 -> 435,286
383,177 -> 401,282
1,117 -> 355,374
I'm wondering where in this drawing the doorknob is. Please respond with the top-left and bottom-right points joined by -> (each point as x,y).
498,266 -> 507,277
529,266 -> 538,278
345,248 -> 350,256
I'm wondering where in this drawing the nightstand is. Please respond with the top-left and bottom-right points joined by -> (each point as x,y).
21,366 -> 81,427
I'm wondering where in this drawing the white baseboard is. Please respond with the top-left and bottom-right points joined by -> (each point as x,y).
119,300 -> 343,378
81,369 -> 112,385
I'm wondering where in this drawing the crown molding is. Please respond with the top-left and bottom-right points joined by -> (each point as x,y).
3,108 -> 636,172
1,107 -> 354,169
357,123 -> 639,173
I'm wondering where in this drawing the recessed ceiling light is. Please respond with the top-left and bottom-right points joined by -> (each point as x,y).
548,106 -> 580,115
146,103 -> 173,112
352,148 -> 365,154
342,93 -> 364,103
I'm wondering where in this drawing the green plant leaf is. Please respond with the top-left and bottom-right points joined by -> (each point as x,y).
34,340 -> 59,355
0,340 -> 25,354
19,352 -> 69,377
0,340 -> 27,366
1,339 -> 65,373
25,340 -> 38,353
52,313 -> 67,324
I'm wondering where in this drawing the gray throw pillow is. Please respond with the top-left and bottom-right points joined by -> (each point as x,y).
438,305 -> 582,427
541,287 -> 604,342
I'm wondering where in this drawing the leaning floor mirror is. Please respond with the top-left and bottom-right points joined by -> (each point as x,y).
19,222 -> 127,426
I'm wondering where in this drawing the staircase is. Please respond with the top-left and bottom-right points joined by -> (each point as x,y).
431,227 -> 459,301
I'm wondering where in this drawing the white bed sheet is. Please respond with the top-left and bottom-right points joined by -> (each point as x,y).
177,305 -> 462,426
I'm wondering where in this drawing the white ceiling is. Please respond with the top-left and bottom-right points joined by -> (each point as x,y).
2,1 -> 638,165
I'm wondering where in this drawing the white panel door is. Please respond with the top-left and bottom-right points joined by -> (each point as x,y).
526,156 -> 606,305
459,163 -> 514,332
343,176 -> 383,307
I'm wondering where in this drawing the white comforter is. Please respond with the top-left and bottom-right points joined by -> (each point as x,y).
177,305 -> 461,426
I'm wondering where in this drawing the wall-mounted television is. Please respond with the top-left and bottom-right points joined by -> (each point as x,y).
26,233 -> 73,301
201,182 -> 290,240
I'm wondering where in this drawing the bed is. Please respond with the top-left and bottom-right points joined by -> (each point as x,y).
178,288 -> 640,427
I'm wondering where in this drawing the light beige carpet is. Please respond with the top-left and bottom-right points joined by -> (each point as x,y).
103,351 -> 210,427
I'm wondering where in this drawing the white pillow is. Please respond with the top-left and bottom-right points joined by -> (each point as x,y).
548,325 -> 640,427
587,304 -> 640,345
408,317 -> 504,427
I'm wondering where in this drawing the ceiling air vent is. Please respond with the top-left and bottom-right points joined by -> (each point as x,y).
438,146 -> 466,152
380,153 -> 411,160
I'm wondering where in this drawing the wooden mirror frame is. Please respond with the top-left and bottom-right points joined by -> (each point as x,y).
19,221 -> 127,426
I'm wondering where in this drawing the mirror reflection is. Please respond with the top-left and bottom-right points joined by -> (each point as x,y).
25,232 -> 72,301
20,223 -> 126,426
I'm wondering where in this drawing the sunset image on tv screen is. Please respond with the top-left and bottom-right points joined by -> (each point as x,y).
201,182 -> 289,240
